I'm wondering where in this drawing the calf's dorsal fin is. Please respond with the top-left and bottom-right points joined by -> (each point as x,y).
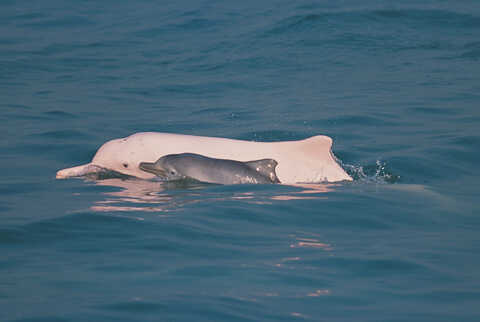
245,159 -> 280,183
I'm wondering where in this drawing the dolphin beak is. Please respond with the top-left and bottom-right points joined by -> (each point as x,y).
139,162 -> 166,177
56,163 -> 104,179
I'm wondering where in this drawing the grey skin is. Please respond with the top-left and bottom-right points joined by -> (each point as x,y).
139,153 -> 280,184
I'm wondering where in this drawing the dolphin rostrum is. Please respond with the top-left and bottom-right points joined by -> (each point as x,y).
139,153 -> 281,184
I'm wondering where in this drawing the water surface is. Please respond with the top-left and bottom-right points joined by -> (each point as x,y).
1,0 -> 479,321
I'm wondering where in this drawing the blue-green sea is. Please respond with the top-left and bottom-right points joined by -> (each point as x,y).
1,0 -> 480,321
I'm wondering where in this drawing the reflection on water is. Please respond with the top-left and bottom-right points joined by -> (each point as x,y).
270,184 -> 335,200
84,178 -> 337,213
88,178 -> 210,213
307,289 -> 331,297
289,237 -> 333,250
84,177 -> 337,308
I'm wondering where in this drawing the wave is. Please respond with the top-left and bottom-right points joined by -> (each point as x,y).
343,160 -> 401,184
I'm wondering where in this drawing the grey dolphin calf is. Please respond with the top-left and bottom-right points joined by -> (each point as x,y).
139,153 -> 280,184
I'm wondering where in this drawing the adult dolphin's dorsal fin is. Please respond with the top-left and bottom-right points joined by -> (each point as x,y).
245,159 -> 280,183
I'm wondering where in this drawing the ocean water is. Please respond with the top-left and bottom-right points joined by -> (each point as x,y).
1,0 -> 480,321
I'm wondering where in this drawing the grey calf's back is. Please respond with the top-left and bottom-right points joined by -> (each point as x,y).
143,153 -> 280,184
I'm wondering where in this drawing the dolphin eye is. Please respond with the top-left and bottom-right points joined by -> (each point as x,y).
123,163 -> 128,168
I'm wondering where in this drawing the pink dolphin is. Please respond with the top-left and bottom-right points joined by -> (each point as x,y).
56,132 -> 352,183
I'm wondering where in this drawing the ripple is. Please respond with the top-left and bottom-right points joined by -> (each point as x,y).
236,130 -> 309,142
325,257 -> 426,277
102,299 -> 167,313
22,15 -> 94,29
12,317 -> 69,322
43,110 -> 77,119
371,9 -> 480,28
34,130 -> 92,140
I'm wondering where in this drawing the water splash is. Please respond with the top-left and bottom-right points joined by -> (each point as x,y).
343,160 -> 401,184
